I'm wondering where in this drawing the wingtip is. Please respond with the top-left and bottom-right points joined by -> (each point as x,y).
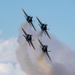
21,27 -> 23,30
22,8 -> 23,10
48,36 -> 51,39
38,39 -> 40,41
34,48 -> 36,50
49,37 -> 51,39
34,29 -> 36,31
36,16 -> 37,18
50,59 -> 52,62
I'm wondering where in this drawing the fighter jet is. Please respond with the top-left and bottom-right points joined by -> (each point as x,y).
36,17 -> 51,39
22,8 -> 36,31
22,28 -> 36,50
38,39 -> 52,61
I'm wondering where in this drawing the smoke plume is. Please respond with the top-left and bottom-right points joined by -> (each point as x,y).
16,23 -> 75,75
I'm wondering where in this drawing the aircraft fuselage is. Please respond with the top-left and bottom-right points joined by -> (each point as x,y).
41,24 -> 47,31
42,45 -> 47,53
26,35 -> 32,42
26,16 -> 32,23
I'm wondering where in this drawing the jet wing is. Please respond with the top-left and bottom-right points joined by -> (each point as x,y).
46,52 -> 52,61
38,39 -> 43,47
30,41 -> 36,50
31,22 -> 36,31
36,17 -> 42,25
23,35 -> 26,39
22,8 -> 28,17
45,30 -> 51,39
22,28 -> 27,36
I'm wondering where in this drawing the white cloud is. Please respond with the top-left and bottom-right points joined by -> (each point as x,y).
0,63 -> 26,75
0,38 -> 26,75
0,63 -> 14,74
0,38 -> 18,63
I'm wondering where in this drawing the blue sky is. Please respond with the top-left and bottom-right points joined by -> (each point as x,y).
0,0 -> 75,49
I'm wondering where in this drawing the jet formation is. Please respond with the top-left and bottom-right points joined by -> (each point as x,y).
22,8 -> 52,61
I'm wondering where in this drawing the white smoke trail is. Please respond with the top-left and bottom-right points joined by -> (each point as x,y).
16,23 -> 75,75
